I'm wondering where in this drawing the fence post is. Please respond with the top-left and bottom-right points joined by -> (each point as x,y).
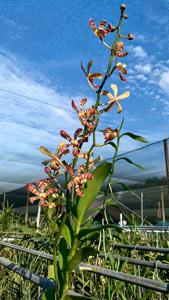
157,200 -> 161,220
160,186 -> 165,223
3,193 -> 6,203
25,191 -> 29,225
163,139 -> 169,189
36,204 -> 41,229
141,192 -> 144,225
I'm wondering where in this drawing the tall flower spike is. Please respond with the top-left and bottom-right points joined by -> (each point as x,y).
101,84 -> 130,113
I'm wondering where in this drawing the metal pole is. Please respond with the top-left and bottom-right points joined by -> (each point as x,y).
163,139 -> 169,190
3,193 -> 6,203
141,192 -> 144,225
160,186 -> 165,223
119,213 -> 123,226
36,204 -> 41,229
24,191 -> 29,225
157,200 -> 161,220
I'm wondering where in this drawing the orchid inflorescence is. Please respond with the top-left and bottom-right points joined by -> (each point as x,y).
27,3 -> 133,208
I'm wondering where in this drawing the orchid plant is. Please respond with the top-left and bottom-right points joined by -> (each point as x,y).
27,4 -> 147,299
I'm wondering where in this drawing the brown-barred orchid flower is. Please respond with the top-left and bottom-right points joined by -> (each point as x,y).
81,61 -> 103,91
116,62 -> 128,81
26,179 -> 58,206
40,146 -> 66,173
87,72 -> 103,90
60,129 -> 88,157
72,98 -> 98,132
100,84 -> 130,113
67,164 -> 93,197
115,42 -> 128,57
89,18 -> 114,39
104,127 -> 119,142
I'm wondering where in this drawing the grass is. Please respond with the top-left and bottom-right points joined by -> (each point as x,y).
0,201 -> 169,299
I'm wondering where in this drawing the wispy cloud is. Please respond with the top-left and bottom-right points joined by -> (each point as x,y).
0,50 -> 84,191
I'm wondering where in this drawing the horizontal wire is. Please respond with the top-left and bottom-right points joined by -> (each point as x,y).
0,87 -> 162,141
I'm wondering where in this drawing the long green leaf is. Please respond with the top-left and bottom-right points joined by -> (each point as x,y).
68,246 -> 97,272
42,265 -> 55,300
75,162 -> 111,227
43,286 -> 55,300
116,157 -> 144,170
65,295 -> 98,300
59,238 -> 69,272
121,132 -> 148,143
61,219 -> 74,248
77,224 -> 121,238
107,141 -> 118,151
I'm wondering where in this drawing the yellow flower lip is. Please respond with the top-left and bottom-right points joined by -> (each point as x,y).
39,192 -> 46,199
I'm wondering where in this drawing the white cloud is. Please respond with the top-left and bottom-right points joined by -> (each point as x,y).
159,71 -> 169,95
0,50 -> 89,192
129,46 -> 148,60
134,63 -> 152,74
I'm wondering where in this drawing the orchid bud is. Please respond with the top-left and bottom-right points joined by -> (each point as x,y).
120,4 -> 126,11
128,33 -> 134,40
44,166 -> 51,175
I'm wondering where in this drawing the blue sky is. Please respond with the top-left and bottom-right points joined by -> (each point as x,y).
0,0 -> 169,192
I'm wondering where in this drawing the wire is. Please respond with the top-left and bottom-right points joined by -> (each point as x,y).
0,87 -> 162,141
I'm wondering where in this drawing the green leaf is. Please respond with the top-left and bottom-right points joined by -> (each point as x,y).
42,265 -> 55,300
68,246 -> 98,272
116,157 -> 144,170
59,238 -> 69,272
77,224 -> 121,238
121,132 -> 148,143
75,162 -> 111,227
48,207 -> 56,220
107,141 -> 117,151
48,265 -> 54,278
65,295 -> 98,300
42,286 -> 55,300
61,220 -> 74,248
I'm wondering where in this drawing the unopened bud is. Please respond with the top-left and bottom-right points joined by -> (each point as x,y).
128,33 -> 134,40
124,14 -> 128,19
109,24 -> 117,32
120,4 -> 126,11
